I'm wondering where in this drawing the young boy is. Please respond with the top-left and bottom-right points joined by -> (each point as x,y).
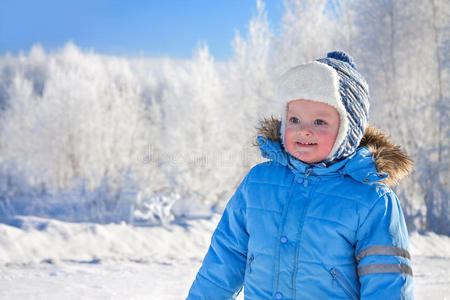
187,51 -> 414,299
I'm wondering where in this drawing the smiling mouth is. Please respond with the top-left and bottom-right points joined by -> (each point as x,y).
296,141 -> 317,146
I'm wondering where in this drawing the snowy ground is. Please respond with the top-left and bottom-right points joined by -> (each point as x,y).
0,216 -> 449,299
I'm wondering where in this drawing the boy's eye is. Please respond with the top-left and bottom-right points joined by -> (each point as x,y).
314,119 -> 326,125
289,117 -> 299,124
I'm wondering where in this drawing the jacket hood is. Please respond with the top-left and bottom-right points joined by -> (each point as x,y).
255,117 -> 413,187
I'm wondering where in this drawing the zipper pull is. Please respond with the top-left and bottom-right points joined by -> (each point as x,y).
330,268 -> 337,280
248,255 -> 254,273
304,168 -> 312,187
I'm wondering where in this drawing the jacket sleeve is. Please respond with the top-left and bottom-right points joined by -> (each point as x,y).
356,190 -> 414,299
187,174 -> 249,300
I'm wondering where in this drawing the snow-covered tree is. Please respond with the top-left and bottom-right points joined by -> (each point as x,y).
350,0 -> 449,234
0,0 -> 447,232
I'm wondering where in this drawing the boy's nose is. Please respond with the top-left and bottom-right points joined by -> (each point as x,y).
298,125 -> 313,137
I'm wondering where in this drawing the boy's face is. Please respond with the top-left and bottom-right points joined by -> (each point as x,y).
285,99 -> 340,164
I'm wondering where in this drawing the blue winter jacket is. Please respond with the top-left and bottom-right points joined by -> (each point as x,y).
188,125 -> 414,299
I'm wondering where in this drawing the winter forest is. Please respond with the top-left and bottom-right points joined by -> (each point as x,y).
0,0 -> 448,237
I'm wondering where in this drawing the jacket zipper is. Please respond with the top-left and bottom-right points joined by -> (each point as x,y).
329,267 -> 359,300
247,255 -> 254,273
291,183 -> 312,299
304,168 -> 312,187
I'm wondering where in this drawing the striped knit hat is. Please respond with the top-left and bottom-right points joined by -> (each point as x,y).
277,51 -> 370,163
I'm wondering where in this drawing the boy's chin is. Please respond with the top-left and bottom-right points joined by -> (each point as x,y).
290,152 -> 324,164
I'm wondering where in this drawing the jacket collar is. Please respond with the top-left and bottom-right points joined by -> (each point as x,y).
257,136 -> 387,184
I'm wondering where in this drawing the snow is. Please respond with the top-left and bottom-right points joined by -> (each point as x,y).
0,215 -> 218,265
0,215 -> 449,299
0,2 -> 448,299
0,261 -> 199,300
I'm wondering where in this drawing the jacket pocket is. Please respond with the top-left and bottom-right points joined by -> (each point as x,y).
328,267 -> 359,300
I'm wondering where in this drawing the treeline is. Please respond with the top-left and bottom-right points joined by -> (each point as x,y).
0,0 -> 448,233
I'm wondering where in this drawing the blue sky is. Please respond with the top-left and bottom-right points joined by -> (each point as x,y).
0,0 -> 283,61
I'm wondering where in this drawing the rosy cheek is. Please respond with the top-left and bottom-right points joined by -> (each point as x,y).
284,128 -> 295,144
315,130 -> 327,137
284,127 -> 293,137
316,129 -> 336,145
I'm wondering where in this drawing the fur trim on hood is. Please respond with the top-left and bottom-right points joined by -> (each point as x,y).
255,117 -> 413,187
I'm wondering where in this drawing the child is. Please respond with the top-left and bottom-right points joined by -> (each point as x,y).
187,51 -> 414,299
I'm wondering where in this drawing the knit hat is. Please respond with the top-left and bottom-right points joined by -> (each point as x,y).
277,51 -> 370,163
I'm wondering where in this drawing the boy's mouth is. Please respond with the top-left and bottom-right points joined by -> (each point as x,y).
296,141 -> 317,147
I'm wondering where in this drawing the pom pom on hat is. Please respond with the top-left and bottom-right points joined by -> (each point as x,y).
277,51 -> 370,163
326,51 -> 356,69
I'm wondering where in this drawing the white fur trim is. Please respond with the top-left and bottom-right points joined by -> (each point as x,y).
277,61 -> 349,160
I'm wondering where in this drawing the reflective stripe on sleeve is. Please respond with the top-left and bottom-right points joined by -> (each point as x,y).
358,263 -> 413,277
355,245 -> 411,264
